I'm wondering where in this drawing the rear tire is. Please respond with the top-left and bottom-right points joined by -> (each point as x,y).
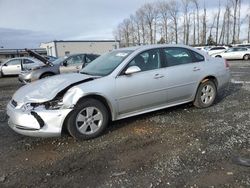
40,73 -> 54,79
194,80 -> 217,108
66,99 -> 109,140
243,54 -> 250,60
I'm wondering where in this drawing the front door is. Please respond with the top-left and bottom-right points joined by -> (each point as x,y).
115,49 -> 167,115
2,59 -> 22,75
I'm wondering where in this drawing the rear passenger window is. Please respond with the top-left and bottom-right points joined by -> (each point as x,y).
163,47 -> 193,67
192,51 -> 204,62
23,59 -> 34,64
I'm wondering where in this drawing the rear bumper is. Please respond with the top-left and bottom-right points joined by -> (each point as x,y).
218,69 -> 231,92
6,102 -> 72,137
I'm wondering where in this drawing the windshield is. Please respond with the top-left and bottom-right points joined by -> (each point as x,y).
52,57 -> 66,65
80,50 -> 133,76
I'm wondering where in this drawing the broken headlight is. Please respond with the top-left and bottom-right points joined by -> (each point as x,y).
21,103 -> 34,112
43,99 -> 63,110
21,99 -> 64,111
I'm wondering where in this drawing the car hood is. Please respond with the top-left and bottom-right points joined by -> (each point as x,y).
13,73 -> 97,104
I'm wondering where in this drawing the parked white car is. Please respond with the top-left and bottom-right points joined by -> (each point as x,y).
208,46 -> 228,56
212,47 -> 250,60
194,46 -> 212,52
0,57 -> 43,77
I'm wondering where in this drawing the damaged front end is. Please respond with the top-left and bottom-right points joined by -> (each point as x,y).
7,74 -> 97,137
7,98 -> 72,137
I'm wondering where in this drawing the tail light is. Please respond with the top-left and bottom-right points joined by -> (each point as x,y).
224,60 -> 229,68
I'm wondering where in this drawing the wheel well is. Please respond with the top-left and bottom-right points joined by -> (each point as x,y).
39,72 -> 55,79
62,95 -> 112,134
200,76 -> 218,88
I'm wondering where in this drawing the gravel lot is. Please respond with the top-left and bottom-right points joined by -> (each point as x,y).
0,61 -> 250,187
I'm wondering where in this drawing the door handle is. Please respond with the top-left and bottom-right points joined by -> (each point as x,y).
193,67 -> 200,71
154,74 -> 164,79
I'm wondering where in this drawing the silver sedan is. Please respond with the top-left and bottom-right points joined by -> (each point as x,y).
7,44 -> 230,139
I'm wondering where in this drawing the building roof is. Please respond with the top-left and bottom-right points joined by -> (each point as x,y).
0,48 -> 46,55
42,40 -> 120,44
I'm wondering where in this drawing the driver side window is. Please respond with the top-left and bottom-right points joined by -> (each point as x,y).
127,49 -> 161,72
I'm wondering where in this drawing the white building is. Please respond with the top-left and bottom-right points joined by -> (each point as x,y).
40,40 -> 120,57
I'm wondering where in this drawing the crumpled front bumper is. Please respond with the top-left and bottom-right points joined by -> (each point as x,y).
6,102 -> 72,137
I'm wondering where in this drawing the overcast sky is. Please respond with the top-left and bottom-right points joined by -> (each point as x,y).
0,0 -> 248,48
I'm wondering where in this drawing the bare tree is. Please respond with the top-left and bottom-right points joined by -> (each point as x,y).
130,14 -> 142,45
136,8 -> 146,45
215,0 -> 221,45
248,14 -> 250,43
168,0 -> 179,44
209,15 -> 217,38
118,19 -> 132,47
219,9 -> 226,44
141,3 -> 158,44
201,2 -> 207,45
182,0 -> 192,45
226,5 -> 231,45
237,0 -> 241,43
192,0 -> 200,45
193,10 -> 196,45
157,1 -> 169,43
232,0 -> 239,44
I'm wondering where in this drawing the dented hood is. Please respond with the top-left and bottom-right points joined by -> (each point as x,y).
13,73 -> 95,104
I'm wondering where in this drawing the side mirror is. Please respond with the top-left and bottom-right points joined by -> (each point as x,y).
125,66 -> 141,75
63,61 -> 67,66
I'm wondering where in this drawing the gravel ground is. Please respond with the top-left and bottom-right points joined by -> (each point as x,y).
0,61 -> 249,187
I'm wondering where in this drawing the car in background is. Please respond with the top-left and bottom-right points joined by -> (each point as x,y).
212,47 -> 250,60
19,50 -> 99,84
44,55 -> 58,62
237,44 -> 250,49
0,57 -> 43,77
208,46 -> 228,56
194,46 -> 212,52
7,44 -> 230,139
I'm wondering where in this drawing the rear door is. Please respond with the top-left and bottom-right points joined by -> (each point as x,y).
162,47 -> 205,104
2,59 -> 22,75
22,58 -> 36,70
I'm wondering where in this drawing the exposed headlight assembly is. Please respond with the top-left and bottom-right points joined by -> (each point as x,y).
21,99 -> 64,112
21,103 -> 34,112
43,99 -> 63,110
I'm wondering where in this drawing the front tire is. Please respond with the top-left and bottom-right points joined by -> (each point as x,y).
66,99 -> 109,140
194,80 -> 217,108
